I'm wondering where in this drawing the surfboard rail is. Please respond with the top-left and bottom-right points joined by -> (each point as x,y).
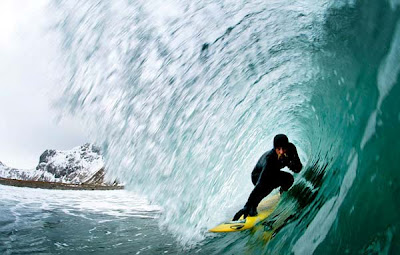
209,193 -> 281,233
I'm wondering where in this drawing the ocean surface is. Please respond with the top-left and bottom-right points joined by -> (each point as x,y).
0,185 -> 182,254
3,0 -> 400,254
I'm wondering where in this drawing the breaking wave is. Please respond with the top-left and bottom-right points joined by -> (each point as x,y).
50,0 -> 400,253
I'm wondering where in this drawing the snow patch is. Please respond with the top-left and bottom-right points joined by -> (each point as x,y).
0,143 -> 117,185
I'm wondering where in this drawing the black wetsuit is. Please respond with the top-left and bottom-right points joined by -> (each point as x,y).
245,142 -> 302,212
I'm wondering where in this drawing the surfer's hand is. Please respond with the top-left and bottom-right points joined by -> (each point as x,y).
286,143 -> 302,173
233,205 -> 257,221
232,207 -> 249,221
286,143 -> 297,158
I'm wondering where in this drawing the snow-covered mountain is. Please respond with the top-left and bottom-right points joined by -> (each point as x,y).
0,161 -> 55,182
0,144 -> 118,186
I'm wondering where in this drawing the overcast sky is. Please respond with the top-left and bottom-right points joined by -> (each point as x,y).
0,0 -> 88,169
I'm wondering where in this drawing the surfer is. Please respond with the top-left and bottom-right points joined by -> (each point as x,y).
232,134 -> 302,221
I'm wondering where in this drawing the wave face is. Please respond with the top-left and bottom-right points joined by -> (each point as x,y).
50,0 -> 400,252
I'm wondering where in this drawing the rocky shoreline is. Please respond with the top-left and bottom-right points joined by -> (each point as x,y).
0,144 -> 122,190
0,177 -> 124,190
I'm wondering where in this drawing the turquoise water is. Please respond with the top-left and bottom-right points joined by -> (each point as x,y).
22,0 -> 400,253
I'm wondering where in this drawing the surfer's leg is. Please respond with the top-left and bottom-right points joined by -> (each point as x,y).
278,171 -> 294,192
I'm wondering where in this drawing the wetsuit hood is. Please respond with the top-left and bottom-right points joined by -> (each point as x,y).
273,134 -> 289,149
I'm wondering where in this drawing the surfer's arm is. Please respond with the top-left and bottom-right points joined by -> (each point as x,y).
287,143 -> 302,173
244,183 -> 266,209
244,156 -> 274,208
251,153 -> 267,185
233,152 -> 277,221
232,185 -> 263,221
232,160 -> 271,221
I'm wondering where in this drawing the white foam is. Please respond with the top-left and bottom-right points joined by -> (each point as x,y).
0,184 -> 161,219
360,110 -> 377,150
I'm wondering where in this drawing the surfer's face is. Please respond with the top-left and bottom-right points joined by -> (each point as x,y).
275,147 -> 287,159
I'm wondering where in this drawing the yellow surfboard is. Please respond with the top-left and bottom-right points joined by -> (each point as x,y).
209,193 -> 281,233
